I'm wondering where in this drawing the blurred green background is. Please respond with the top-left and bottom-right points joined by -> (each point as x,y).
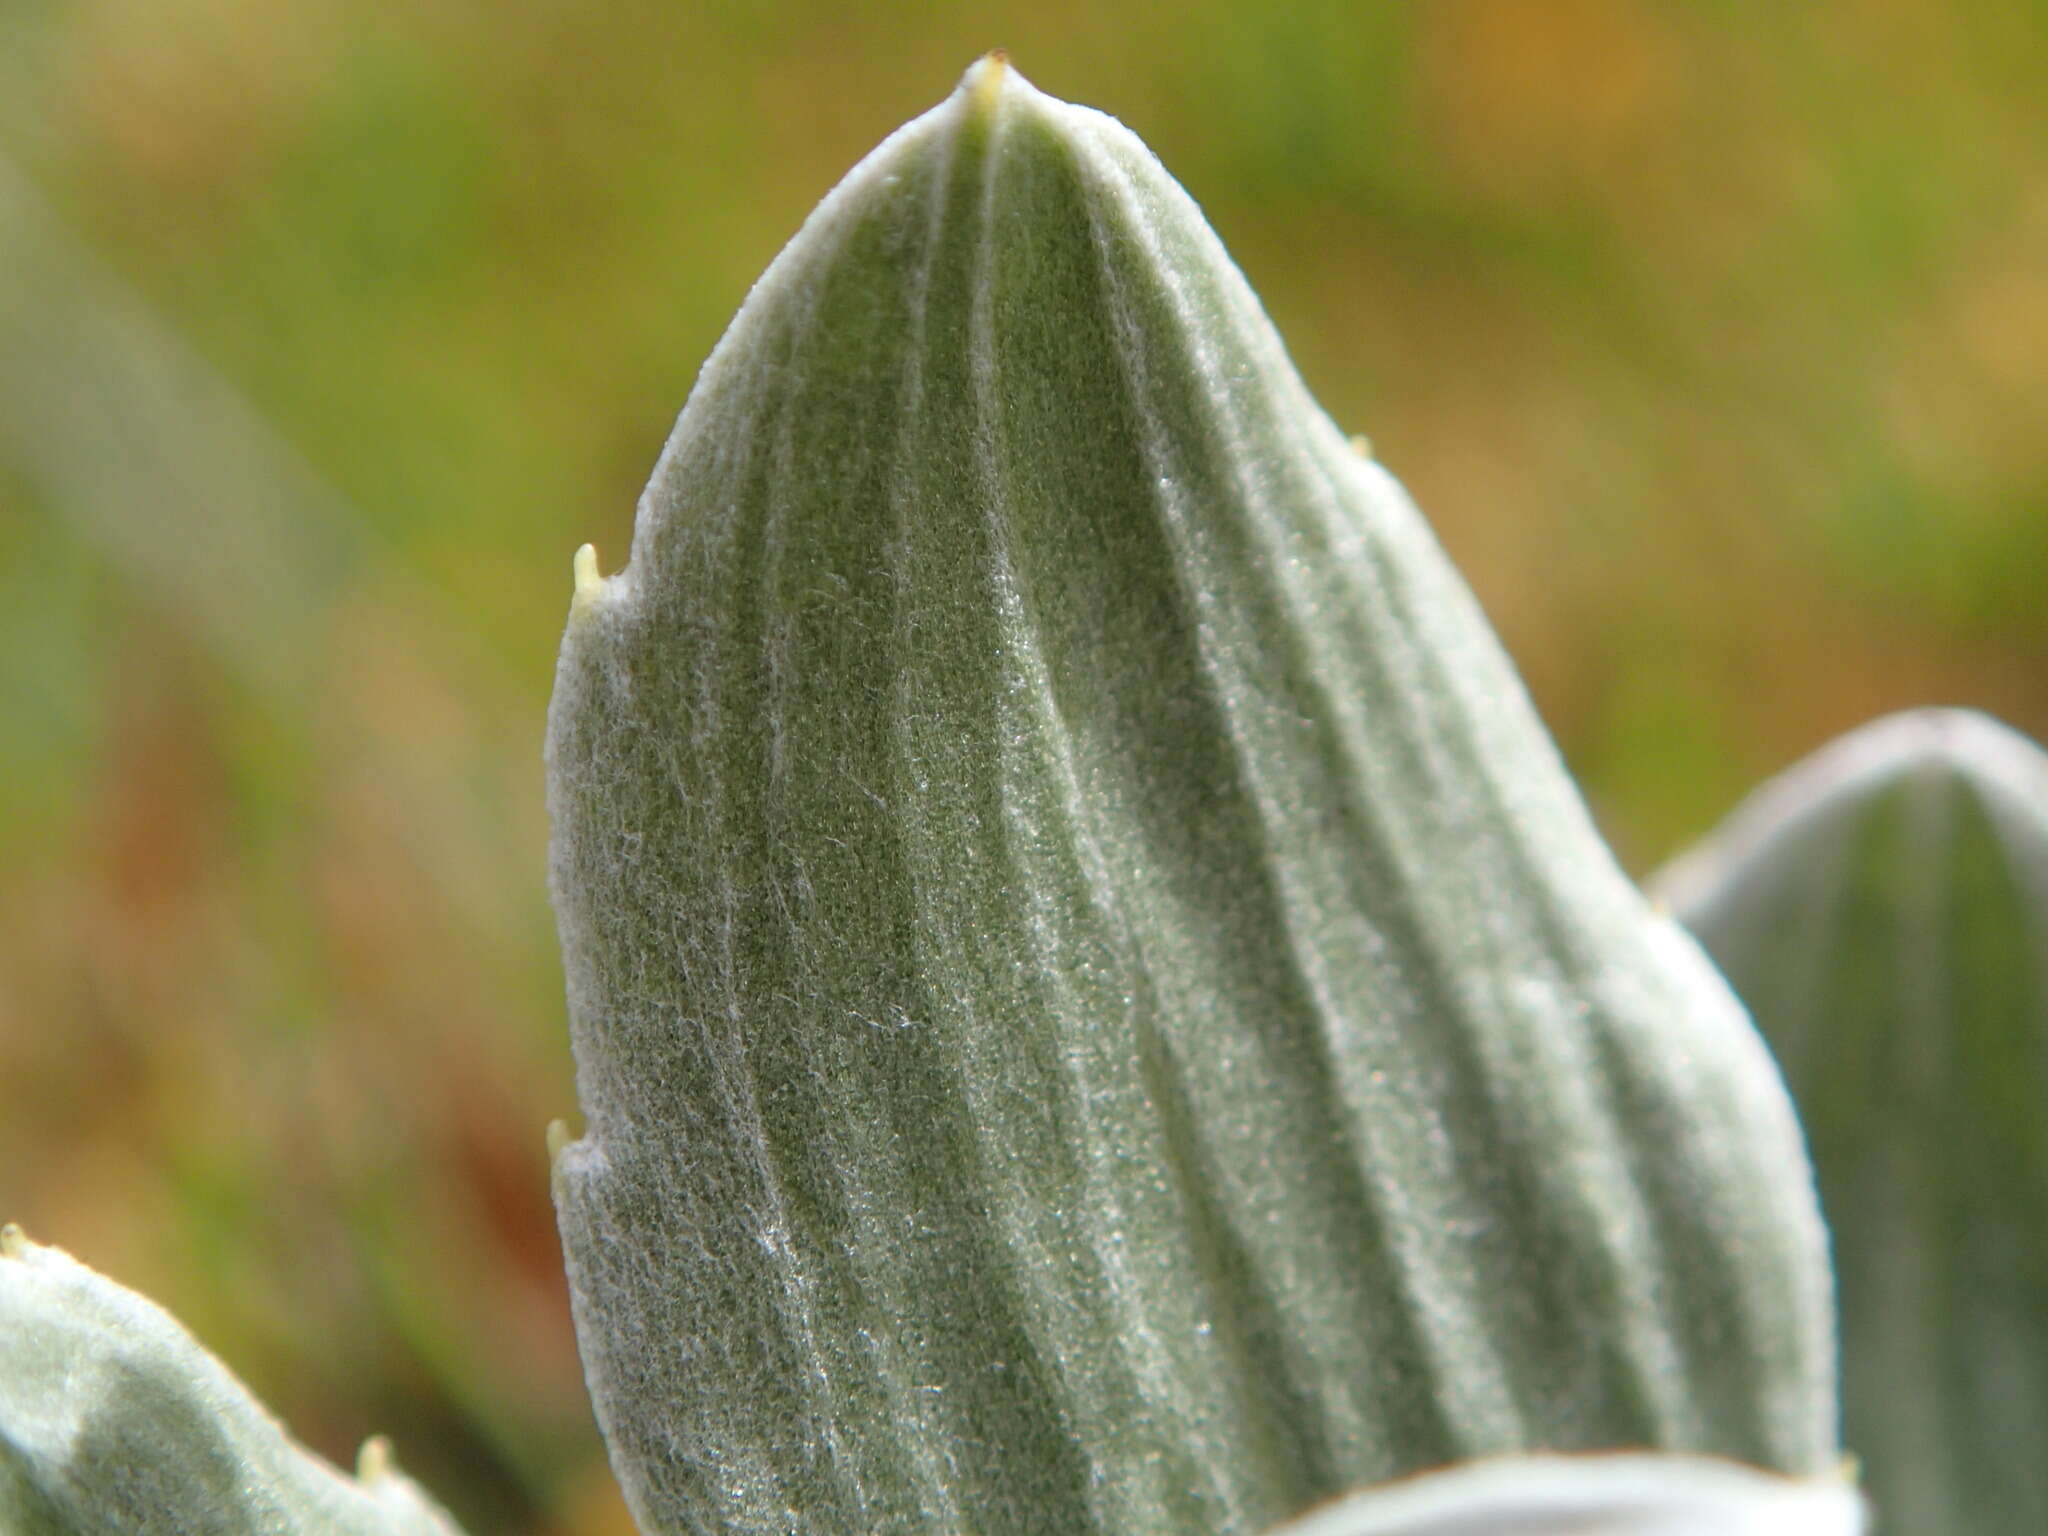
1,2 -> 2043,1530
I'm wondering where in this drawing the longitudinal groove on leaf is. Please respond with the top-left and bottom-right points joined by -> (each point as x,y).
546,58 -> 1836,1536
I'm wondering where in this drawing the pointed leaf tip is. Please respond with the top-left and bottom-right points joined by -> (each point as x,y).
549,64 -> 1837,1536
964,50 -> 1011,114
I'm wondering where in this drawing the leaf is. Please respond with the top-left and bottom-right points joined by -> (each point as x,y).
0,1225 -> 466,1536
547,55 -> 1837,1536
1660,708 -> 2048,1536
1267,1454 -> 1863,1536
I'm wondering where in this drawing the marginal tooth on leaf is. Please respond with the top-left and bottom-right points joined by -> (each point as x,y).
357,1434 -> 395,1484
545,1118 -> 572,1165
570,543 -> 606,615
0,1222 -> 26,1259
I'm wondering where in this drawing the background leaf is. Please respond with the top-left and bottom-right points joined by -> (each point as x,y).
1661,709 -> 2048,1536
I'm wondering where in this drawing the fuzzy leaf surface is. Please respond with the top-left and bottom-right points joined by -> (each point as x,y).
1662,709 -> 2048,1536
548,57 -> 1837,1536
0,1228 -> 465,1536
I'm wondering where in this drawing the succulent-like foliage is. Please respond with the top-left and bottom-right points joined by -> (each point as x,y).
0,1225 -> 466,1536
1662,709 -> 2048,1536
1268,1454 -> 1863,1536
546,56 -> 1836,1536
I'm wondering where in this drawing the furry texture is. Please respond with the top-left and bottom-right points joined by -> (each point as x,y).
1664,709 -> 2048,1536
548,59 -> 1836,1536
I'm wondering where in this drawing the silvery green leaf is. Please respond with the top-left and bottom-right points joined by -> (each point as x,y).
1268,1454 -> 1863,1536
0,1225 -> 465,1536
547,55 -> 1836,1536
1660,709 -> 2048,1536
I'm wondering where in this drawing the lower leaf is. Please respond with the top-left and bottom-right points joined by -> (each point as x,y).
0,1225 -> 466,1536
